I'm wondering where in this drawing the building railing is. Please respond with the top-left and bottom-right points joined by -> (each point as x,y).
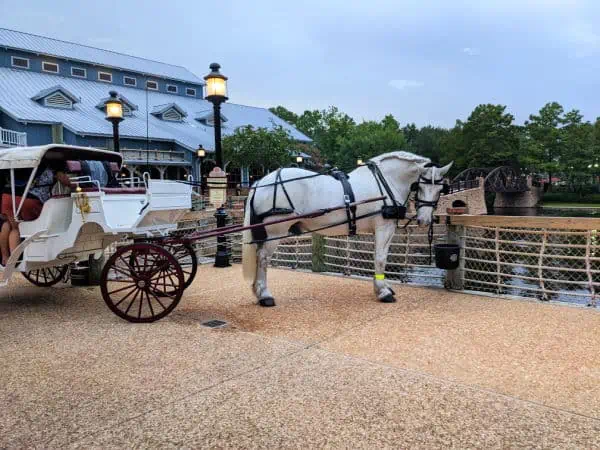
121,148 -> 187,163
0,127 -> 27,147
445,178 -> 480,194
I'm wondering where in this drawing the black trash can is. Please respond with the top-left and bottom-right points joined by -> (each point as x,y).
434,244 -> 460,270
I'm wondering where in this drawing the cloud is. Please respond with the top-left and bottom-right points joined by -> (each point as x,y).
462,47 -> 480,56
389,80 -> 424,90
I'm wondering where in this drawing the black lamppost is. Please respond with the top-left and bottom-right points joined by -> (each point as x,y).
197,144 -> 206,194
104,91 -> 123,152
203,63 -> 228,169
296,155 -> 303,168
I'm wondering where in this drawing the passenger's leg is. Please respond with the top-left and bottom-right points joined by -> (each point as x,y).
0,221 -> 10,266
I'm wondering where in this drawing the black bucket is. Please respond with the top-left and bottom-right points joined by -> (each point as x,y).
434,244 -> 460,270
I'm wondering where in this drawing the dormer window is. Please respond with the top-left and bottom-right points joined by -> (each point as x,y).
167,84 -> 178,94
11,56 -> 29,69
31,85 -> 79,110
195,110 -> 228,127
98,71 -> 112,83
186,87 -> 196,97
71,67 -> 87,78
124,76 -> 137,87
151,103 -> 187,122
146,80 -> 158,90
42,62 -> 59,74
96,93 -> 137,117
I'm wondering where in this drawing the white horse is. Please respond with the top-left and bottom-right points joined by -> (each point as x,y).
242,151 -> 453,307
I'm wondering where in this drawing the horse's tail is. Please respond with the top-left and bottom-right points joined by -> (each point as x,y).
242,193 -> 257,282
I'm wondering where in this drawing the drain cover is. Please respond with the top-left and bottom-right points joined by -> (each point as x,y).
202,319 -> 227,328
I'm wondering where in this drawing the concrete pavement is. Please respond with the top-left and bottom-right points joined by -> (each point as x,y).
2,265 -> 600,448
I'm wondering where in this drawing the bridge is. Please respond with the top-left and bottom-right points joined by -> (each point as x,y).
449,166 -> 545,209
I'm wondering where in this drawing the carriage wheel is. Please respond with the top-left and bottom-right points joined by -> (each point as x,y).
160,239 -> 197,290
101,243 -> 184,323
22,265 -> 68,287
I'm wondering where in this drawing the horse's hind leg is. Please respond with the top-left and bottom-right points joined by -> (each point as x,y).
374,222 -> 397,303
253,240 -> 279,307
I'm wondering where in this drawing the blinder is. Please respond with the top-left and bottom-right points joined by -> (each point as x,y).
410,181 -> 419,192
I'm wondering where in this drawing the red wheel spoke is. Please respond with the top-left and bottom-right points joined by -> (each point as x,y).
124,289 -> 140,315
109,265 -> 136,280
148,289 -> 167,310
113,285 -> 138,308
145,290 -> 155,318
107,284 -> 138,296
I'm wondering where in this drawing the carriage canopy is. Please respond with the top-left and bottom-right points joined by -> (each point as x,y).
0,144 -> 122,170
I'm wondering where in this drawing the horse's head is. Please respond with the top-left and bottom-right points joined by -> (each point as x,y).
413,162 -> 453,226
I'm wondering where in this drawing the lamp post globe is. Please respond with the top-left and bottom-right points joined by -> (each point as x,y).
104,90 -> 124,153
204,63 -> 228,170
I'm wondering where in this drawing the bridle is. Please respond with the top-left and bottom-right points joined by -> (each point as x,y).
370,161 -> 450,264
410,166 -> 450,212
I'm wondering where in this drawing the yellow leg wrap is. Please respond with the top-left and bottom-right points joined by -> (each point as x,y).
374,274 -> 385,280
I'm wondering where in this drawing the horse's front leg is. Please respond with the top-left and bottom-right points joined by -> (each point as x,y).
253,241 -> 279,307
373,222 -> 397,303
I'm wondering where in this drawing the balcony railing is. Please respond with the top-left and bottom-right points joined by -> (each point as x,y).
121,149 -> 187,163
0,127 -> 27,147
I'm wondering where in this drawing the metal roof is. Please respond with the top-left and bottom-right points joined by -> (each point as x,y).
0,28 -> 203,85
0,67 -> 312,153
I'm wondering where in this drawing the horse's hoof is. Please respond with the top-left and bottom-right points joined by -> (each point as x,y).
380,294 -> 396,303
259,297 -> 276,307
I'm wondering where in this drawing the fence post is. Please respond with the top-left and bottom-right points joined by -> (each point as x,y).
312,234 -> 326,272
444,223 -> 465,290
214,207 -> 231,268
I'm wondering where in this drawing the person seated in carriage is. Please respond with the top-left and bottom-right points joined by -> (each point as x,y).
0,161 -> 71,266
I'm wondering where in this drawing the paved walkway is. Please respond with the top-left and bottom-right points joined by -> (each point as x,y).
2,265 -> 600,448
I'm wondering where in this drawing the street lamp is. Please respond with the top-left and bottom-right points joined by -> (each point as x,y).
296,155 -> 303,167
104,90 -> 123,153
197,144 -> 206,189
357,158 -> 364,166
204,63 -> 228,169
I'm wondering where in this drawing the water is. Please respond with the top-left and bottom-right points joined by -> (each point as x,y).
491,207 -> 600,218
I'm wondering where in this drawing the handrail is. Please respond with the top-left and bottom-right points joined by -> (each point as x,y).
450,215 -> 600,230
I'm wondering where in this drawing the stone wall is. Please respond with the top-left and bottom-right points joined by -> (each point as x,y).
493,176 -> 544,208
407,177 -> 487,216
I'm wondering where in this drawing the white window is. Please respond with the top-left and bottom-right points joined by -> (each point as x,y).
186,87 -> 196,96
44,92 -> 73,109
146,80 -> 158,90
11,56 -> 30,69
42,61 -> 59,73
162,108 -> 182,121
122,104 -> 133,116
123,76 -> 137,87
71,67 -> 87,78
166,84 -> 178,93
98,71 -> 112,83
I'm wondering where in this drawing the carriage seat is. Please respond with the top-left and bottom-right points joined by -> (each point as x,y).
65,160 -> 146,194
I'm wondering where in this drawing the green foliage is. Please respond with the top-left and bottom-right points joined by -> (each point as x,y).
268,101 -> 599,195
222,125 -> 295,172
542,192 -> 600,204
336,118 -> 405,172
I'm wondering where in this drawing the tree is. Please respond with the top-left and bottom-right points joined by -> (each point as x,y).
269,106 -> 299,126
461,104 -> 521,168
524,102 -> 565,190
336,118 -> 406,172
294,106 -> 356,164
222,125 -> 295,173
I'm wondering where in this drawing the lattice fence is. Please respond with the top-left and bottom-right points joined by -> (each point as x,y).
462,226 -> 599,306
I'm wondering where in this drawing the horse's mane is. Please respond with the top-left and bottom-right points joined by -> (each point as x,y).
369,151 -> 431,165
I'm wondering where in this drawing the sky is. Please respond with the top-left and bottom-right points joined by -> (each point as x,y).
1,0 -> 600,128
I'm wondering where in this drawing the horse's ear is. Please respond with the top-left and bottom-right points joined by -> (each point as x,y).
438,162 -> 453,176
417,161 -> 429,174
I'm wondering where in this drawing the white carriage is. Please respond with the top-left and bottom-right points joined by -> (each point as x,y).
0,144 -> 196,322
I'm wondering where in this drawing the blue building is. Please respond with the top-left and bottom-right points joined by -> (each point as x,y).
0,28 -> 310,183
